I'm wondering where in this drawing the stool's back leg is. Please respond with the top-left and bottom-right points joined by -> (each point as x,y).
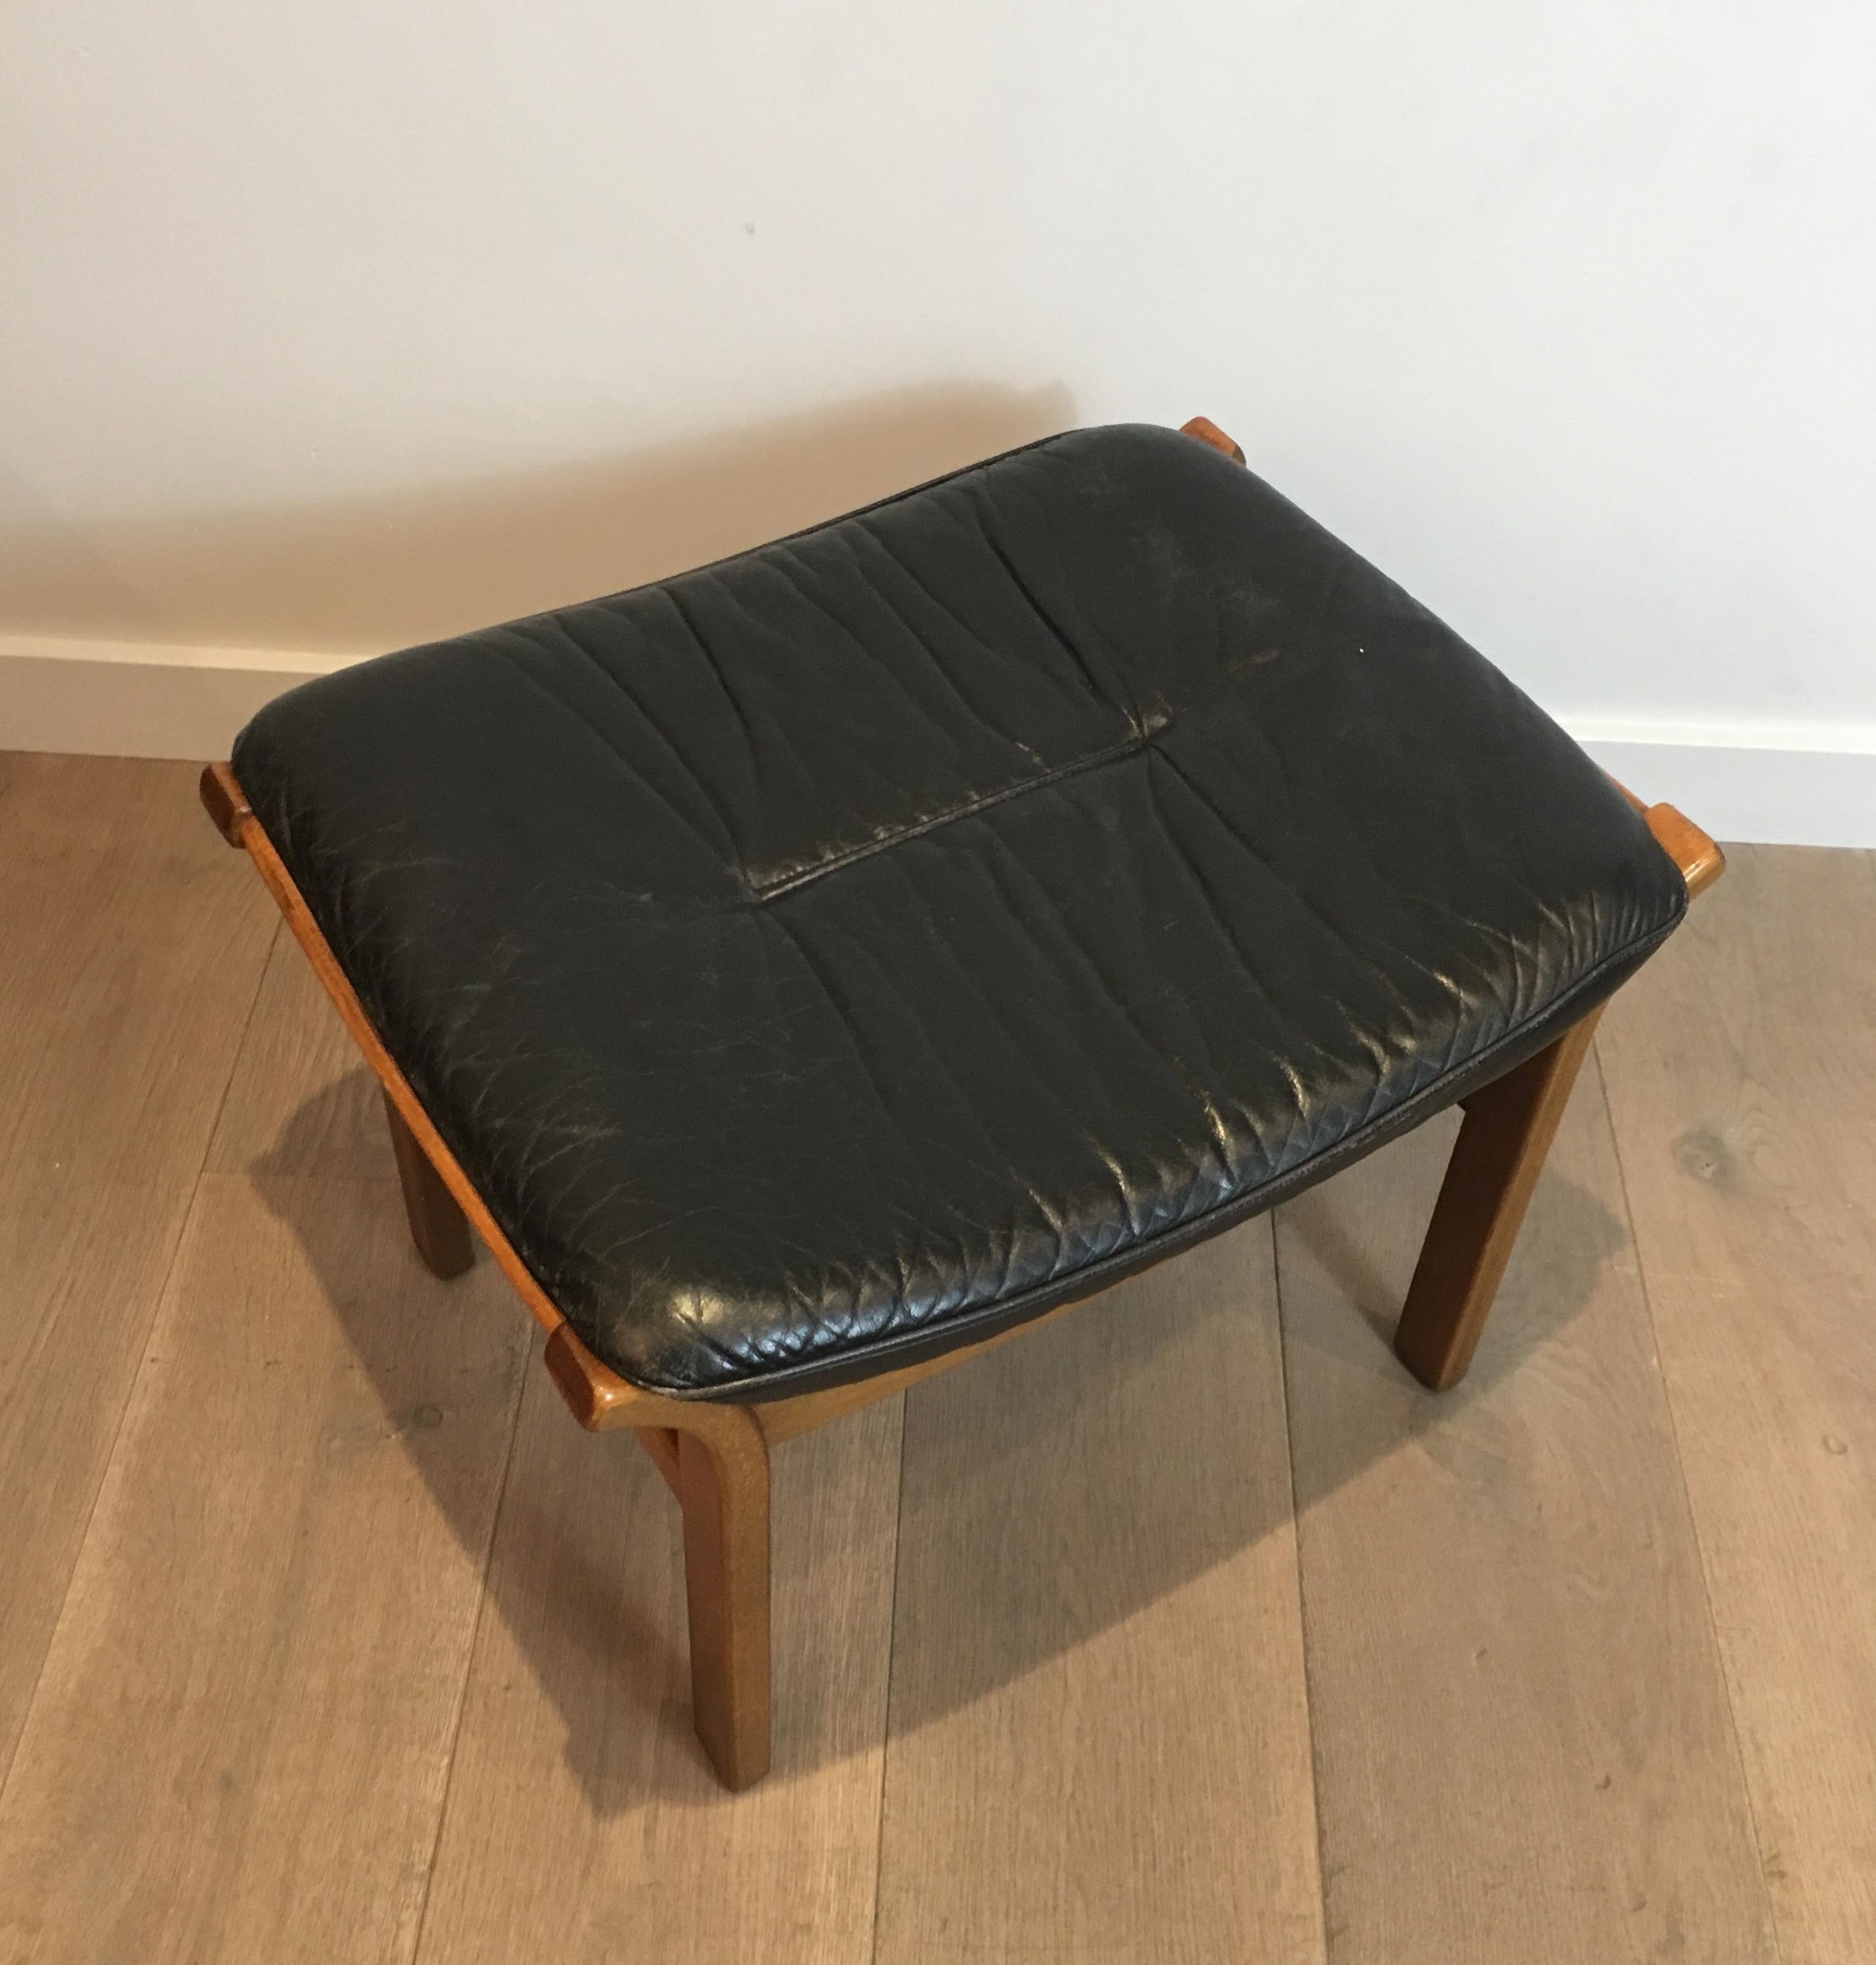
1394,1011 -> 1602,1391
381,1089 -> 474,1279
677,1416 -> 773,1789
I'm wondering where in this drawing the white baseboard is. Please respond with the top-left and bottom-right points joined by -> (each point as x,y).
0,634 -> 356,763
1574,720 -> 1876,849
5,634 -> 1875,848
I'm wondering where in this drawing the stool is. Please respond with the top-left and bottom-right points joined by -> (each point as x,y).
202,417 -> 1721,1789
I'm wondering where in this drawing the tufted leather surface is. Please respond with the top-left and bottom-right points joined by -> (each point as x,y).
233,424 -> 1688,1400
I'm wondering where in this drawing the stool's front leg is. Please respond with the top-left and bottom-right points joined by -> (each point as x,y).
1393,1011 -> 1601,1390
676,1413 -> 773,1789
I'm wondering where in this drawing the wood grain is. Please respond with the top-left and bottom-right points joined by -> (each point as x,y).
0,1177 -> 529,1964
201,927 -> 398,1181
676,1414 -> 775,1791
1598,844 -> 1876,1961
1394,1012 -> 1601,1390
874,1219 -> 1327,1965
1277,1080 -> 1775,1962
0,923 -> 530,1961
414,1371 -> 902,1964
0,753 -> 276,1794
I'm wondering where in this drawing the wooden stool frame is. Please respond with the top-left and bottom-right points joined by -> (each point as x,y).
198,419 -> 1723,1791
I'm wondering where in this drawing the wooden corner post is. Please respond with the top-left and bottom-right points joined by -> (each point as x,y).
676,1415 -> 773,1790
1392,1012 -> 1604,1390
1393,792 -> 1725,1391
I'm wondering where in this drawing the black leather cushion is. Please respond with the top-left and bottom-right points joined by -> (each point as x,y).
234,424 -> 1687,1400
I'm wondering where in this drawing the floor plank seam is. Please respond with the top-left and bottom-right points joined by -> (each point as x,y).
406,1349 -> 535,1965
1267,1210 -> 1336,1964
0,913 -> 282,1813
865,1394 -> 911,1965
1589,1039 -> 1787,1965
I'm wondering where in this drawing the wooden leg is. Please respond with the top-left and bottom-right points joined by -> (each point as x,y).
1394,1011 -> 1602,1391
676,1416 -> 773,1790
381,1089 -> 473,1279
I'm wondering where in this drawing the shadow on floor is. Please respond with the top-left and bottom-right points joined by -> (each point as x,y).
255,1067 -> 1622,1802
875,1107 -> 1623,1737
251,1079 -> 688,1807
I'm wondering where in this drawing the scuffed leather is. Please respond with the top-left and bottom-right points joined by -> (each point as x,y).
233,424 -> 1688,1400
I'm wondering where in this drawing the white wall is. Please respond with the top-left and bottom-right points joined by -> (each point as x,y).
4,1 -> 1873,838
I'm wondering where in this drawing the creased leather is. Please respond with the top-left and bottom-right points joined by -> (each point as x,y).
232,424 -> 1688,1400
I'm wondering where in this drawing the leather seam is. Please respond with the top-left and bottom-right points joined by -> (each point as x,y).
751,721 -> 1167,901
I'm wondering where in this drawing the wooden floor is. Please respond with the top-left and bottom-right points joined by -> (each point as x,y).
1,752 -> 1870,1964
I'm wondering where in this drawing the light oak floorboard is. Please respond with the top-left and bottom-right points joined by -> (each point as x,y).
874,1221 -> 1327,1965
1598,844 -> 1876,1962
0,1174 -> 530,1965
415,1370 -> 903,1965
0,922 -> 531,1964
1277,1082 -> 1775,1963
203,934 -> 403,1182
0,753 -> 276,1789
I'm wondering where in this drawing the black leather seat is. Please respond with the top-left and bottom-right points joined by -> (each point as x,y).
233,424 -> 1686,1401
